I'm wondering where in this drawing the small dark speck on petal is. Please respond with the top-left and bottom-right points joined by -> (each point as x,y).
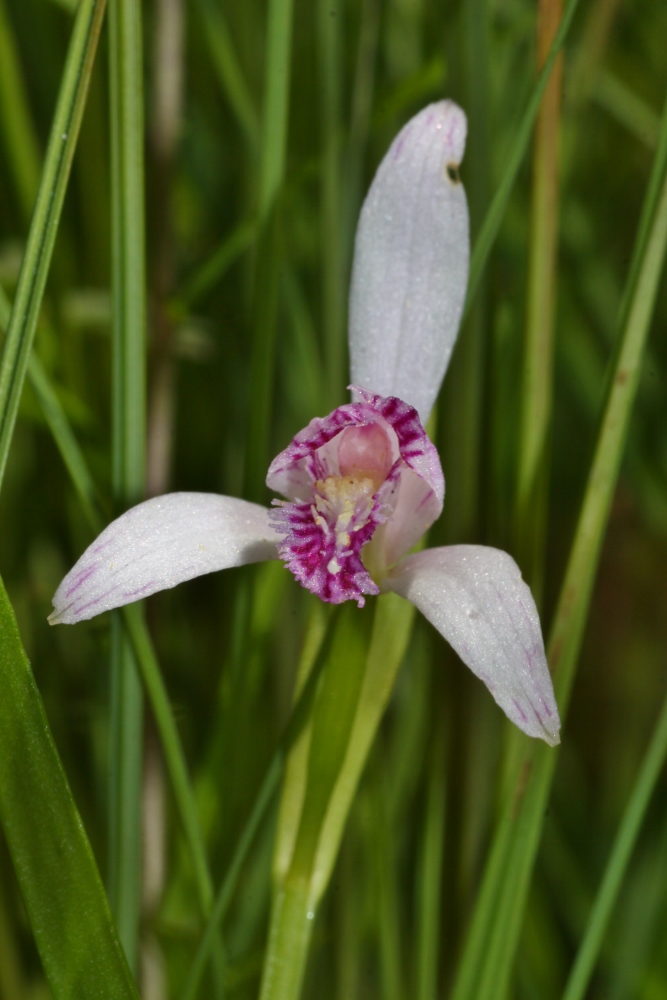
446,162 -> 461,184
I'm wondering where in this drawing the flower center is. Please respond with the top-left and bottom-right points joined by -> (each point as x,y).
312,475 -> 376,574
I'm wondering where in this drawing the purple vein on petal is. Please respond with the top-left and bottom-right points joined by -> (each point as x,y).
64,564 -> 98,598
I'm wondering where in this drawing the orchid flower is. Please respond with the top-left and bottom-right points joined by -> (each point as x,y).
50,101 -> 561,747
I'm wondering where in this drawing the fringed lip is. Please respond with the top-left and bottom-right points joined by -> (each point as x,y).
267,389 -> 445,605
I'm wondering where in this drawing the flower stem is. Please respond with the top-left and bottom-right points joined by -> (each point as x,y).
259,881 -> 316,1000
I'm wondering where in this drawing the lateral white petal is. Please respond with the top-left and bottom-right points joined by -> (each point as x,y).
349,100 -> 470,424
50,493 -> 278,624
387,546 -> 560,745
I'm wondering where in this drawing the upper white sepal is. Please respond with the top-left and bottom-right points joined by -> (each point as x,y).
348,100 -> 470,425
386,545 -> 561,745
50,492 -> 279,624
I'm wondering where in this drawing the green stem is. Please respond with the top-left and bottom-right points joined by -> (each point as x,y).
463,0 -> 581,317
514,0 -> 564,602
260,882 -> 316,1000
108,0 -> 146,969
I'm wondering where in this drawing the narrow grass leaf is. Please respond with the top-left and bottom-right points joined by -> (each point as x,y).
464,0 -> 581,315
0,0 -> 42,220
245,0 -> 295,497
562,686 -> 667,1000
514,0 -> 565,600
183,620 -> 331,1000
195,0 -> 259,147
0,0 -> 107,493
107,0 -> 146,967
451,95 -> 667,1000
0,574 -> 139,1000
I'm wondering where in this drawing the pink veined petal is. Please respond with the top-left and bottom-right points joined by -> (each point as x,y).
50,493 -> 279,624
267,389 -> 443,509
386,545 -> 561,745
349,100 -> 470,425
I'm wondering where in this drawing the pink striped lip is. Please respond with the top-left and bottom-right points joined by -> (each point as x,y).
267,389 -> 444,605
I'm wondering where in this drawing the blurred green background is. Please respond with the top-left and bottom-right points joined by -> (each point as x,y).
1,0 -> 667,997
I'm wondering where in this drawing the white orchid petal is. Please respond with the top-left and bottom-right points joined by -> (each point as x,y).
387,546 -> 560,745
50,493 -> 278,624
349,100 -> 470,424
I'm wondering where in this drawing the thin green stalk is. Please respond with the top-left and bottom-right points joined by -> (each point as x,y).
195,0 -> 259,147
0,0 -> 41,220
562,688 -> 667,1000
415,725 -> 446,1000
259,593 -> 415,1000
258,0 -> 294,221
345,0 -> 379,249
122,609 -> 215,918
0,291 -> 98,536
182,620 -> 331,1000
375,773 -> 404,1000
107,0 -> 146,969
178,219 -> 257,308
308,593 -> 415,904
463,0 -> 581,318
440,0 -> 490,550
451,96 -> 667,1000
260,606 -> 368,1000
0,0 -> 107,493
515,0 -> 564,602
244,0 -> 294,499
243,0 -> 294,498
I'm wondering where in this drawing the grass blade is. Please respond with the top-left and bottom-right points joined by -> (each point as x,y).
0,574 -> 139,1000
0,0 -> 41,220
0,0 -> 107,492
451,94 -> 667,1000
464,0 -> 581,316
562,685 -> 667,1000
107,0 -> 146,968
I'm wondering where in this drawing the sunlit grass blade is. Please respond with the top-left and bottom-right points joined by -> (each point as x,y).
0,574 -> 139,1000
451,94 -> 667,1000
107,0 -> 146,969
0,0 -> 107,493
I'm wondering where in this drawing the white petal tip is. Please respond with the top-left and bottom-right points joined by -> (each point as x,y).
47,610 -> 62,626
